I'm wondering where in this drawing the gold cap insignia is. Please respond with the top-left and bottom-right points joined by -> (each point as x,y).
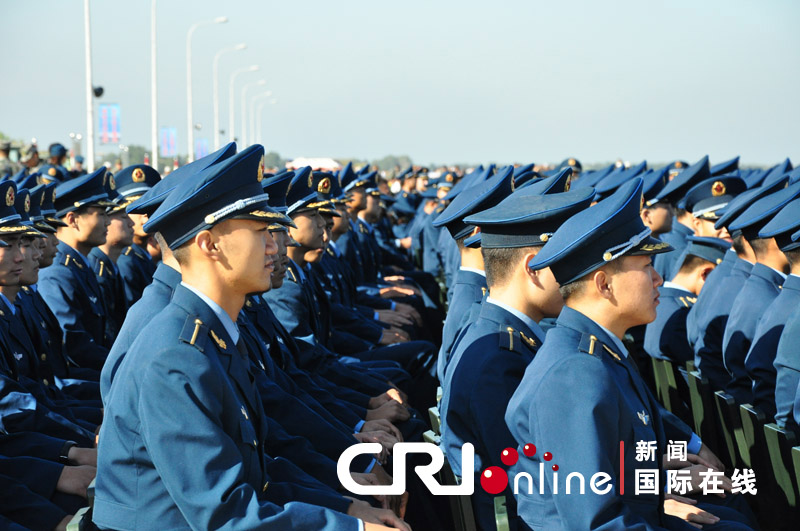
510,176 -> 516,192
445,173 -> 454,183
74,201 -> 82,208
5,187 -> 14,207
539,233 -> 549,242
564,175 -> 572,192
308,173 -> 314,188
675,161 -> 684,168
257,155 -> 264,182
716,258 -> 723,265
24,195 -> 30,213
109,175 -> 116,190
318,177 -> 331,194
568,158 -> 576,166
711,181 -> 726,197
204,214 -> 216,225
603,251 -> 613,261
48,167 -> 57,177
640,193 -> 645,213
132,168 -> 145,183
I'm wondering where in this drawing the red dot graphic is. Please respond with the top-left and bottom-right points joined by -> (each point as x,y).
543,452 -> 553,461
480,466 -> 509,494
552,464 -> 559,472
501,448 -> 518,466
523,444 -> 536,457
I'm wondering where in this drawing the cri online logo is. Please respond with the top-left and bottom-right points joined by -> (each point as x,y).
337,441 -> 573,497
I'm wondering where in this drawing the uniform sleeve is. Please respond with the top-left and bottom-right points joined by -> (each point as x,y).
262,284 -> 318,368
138,349 -> 358,530
38,270 -> 109,370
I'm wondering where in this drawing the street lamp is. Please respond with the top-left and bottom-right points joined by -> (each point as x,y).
255,99 -> 277,146
212,43 -> 246,150
150,0 -> 158,168
185,15 -> 227,162
240,79 -> 266,146
249,91 -> 272,147
228,65 -> 259,143
83,0 -> 95,171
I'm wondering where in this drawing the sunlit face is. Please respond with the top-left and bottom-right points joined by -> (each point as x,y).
365,194 -> 382,218
606,254 -> 663,327
332,204 -> 350,234
19,236 -> 42,285
692,217 -> 730,241
213,219 -> 277,296
289,210 -> 325,250
347,188 -> 367,211
0,234 -> 25,286
641,204 -> 673,235
535,266 -> 565,318
73,206 -> 110,246
36,233 -> 59,268
269,230 -> 290,289
105,210 -> 134,247
128,212 -> 149,239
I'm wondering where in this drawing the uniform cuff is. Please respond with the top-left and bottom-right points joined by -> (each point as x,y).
390,301 -> 396,310
688,433 -> 702,455
354,420 -> 365,433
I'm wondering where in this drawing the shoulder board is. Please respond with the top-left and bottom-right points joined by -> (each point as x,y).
179,316 -> 208,351
123,247 -> 132,256
499,325 -> 524,354
326,248 -> 336,257
359,224 -> 368,234
65,254 -> 84,269
685,296 -> 697,304
679,296 -> 689,308
286,267 -> 298,283
98,261 -> 105,277
577,333 -> 621,361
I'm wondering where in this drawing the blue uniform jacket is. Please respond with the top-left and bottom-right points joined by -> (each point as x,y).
773,283 -> 800,431
745,274 -> 800,418
116,243 -> 156,309
88,247 -> 126,340
38,242 -> 110,370
441,301 -> 542,530
505,307 -> 668,530
94,284 -> 359,531
644,285 -> 696,364
692,257 -> 753,391
686,250 -> 736,350
722,263 -> 784,404
437,268 -> 487,384
653,222 -> 693,282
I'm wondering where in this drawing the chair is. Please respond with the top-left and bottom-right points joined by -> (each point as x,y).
66,507 -> 97,531
660,358 -> 693,425
440,457 -> 477,531
713,391 -> 744,469
423,430 -> 441,445
739,404 -> 783,527
793,446 -> 800,493
651,358 -> 669,408
687,371 -> 720,453
494,495 -> 509,531
429,406 -> 442,435
764,423 -> 799,516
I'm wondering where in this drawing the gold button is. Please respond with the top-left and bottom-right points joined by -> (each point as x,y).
253,440 -> 258,447
43,378 -> 49,386
40,353 -> 46,361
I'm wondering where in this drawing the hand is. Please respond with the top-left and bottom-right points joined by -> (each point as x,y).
386,384 -> 408,404
379,287 -> 417,298
664,494 -> 720,529
697,443 -> 725,472
379,329 -> 409,345
398,237 -> 412,250
353,431 -> 398,461
55,515 -> 73,531
376,310 -> 413,328
366,400 -> 410,423
382,275 -> 406,283
347,498 -> 411,531
368,465 -> 408,517
362,419 -> 403,441
394,303 -> 422,326
56,465 -> 96,498
68,446 -> 97,467
368,388 -> 405,409
350,473 -> 393,508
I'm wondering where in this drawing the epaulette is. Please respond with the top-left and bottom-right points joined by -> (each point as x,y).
578,333 -> 622,362
286,267 -> 298,283
123,247 -> 132,256
65,254 -> 84,269
359,224 -> 368,234
98,261 -> 105,277
481,287 -> 487,297
678,296 -> 689,308
326,248 -> 336,257
179,316 -> 208,351
499,325 -> 538,354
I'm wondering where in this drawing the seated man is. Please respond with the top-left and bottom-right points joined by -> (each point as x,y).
95,145 -> 408,531
507,178 -> 753,530
440,186 -> 593,529
644,236 -> 729,364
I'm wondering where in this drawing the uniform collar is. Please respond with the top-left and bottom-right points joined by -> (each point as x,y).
288,259 -> 306,283
0,292 -> 15,315
662,281 -> 693,294
179,282 -> 239,345
58,241 -> 92,269
485,296 -> 546,343
458,266 -> 485,277
557,306 -> 629,358
153,261 -> 181,290
328,240 -> 342,257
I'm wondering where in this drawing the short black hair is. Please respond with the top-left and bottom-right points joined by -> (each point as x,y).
558,258 -> 624,302
482,246 -> 538,288
678,255 -> 713,275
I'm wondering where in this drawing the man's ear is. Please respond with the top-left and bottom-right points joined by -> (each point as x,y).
470,226 -> 481,237
592,269 -> 613,300
63,211 -> 79,230
700,265 -> 715,281
523,251 -> 543,288
194,230 -> 219,259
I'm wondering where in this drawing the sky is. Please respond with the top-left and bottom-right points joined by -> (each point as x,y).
2,0 -> 799,167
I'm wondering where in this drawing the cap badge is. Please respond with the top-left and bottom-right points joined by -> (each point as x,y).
318,177 -> 331,194
568,158 -> 576,166
5,187 -> 14,207
132,168 -> 146,183
257,156 -> 265,182
675,161 -> 684,168
48,167 -> 57,177
711,181 -> 726,197
24,195 -> 30,213
109,175 -> 116,190
564,175 -> 572,192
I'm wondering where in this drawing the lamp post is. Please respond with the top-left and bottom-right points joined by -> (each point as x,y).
185,15 -> 227,162
248,91 -> 272,147
150,0 -> 158,166
255,99 -> 276,146
240,79 -> 266,146
212,43 -> 246,150
228,65 -> 259,143
83,0 -> 95,171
